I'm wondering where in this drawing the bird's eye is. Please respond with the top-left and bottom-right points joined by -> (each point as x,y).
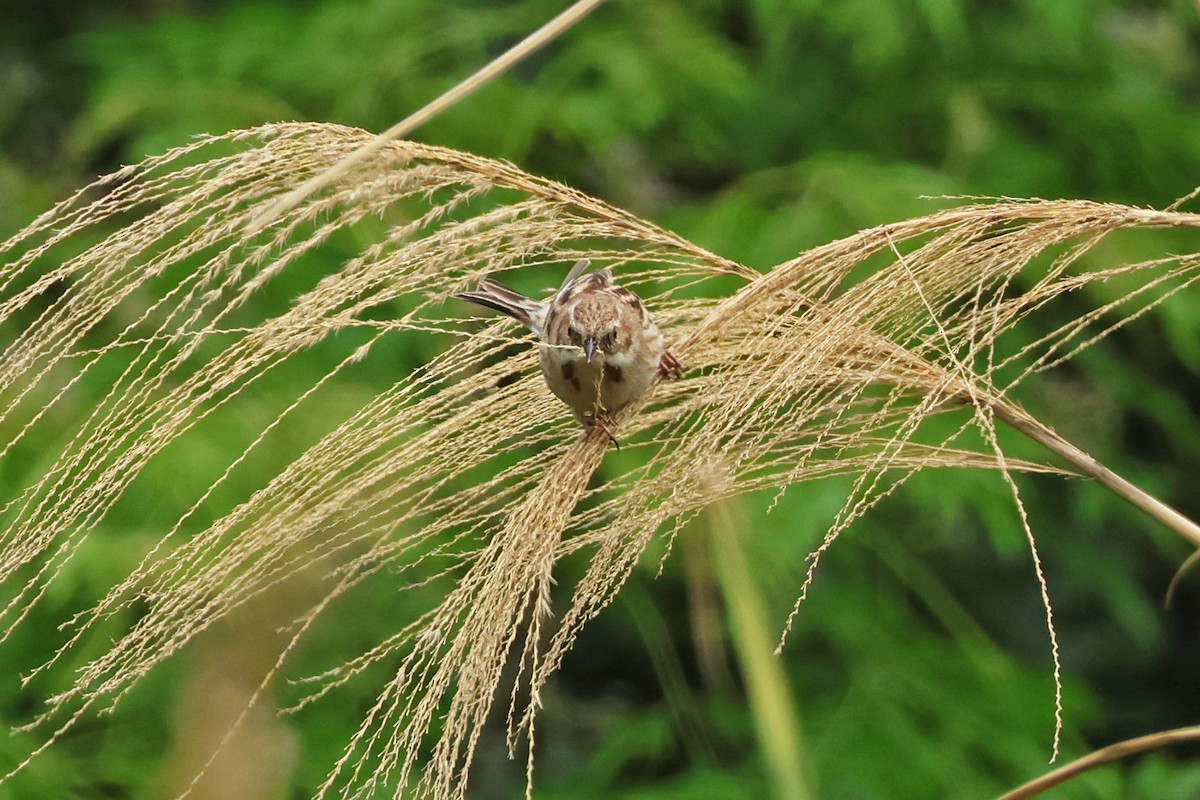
567,326 -> 580,343
603,331 -> 617,349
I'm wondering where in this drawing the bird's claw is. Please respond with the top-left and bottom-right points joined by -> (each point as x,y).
658,349 -> 683,379
585,414 -> 620,449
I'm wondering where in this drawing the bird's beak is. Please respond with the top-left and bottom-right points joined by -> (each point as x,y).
583,337 -> 598,363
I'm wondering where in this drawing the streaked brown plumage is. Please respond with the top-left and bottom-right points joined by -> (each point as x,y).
455,260 -> 682,440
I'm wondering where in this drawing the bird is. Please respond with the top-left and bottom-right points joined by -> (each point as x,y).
455,259 -> 682,443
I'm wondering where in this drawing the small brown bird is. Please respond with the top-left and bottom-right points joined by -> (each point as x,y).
455,260 -> 682,441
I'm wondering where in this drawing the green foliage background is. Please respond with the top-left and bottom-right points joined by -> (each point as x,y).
3,0 -> 1200,797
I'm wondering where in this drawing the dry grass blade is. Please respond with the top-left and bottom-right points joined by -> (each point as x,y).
995,725 -> 1200,800
1,122 -> 1198,798
247,0 -> 612,232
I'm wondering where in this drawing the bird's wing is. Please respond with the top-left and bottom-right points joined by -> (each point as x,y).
555,258 -> 592,303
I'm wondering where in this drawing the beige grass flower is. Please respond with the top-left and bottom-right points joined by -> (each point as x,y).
1,123 -> 1199,798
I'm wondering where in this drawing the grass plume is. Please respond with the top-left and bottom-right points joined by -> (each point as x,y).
1,122 -> 1199,797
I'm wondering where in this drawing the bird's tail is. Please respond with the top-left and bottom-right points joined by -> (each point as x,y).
454,279 -> 544,332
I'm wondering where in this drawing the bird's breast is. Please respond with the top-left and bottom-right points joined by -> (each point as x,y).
539,344 -> 657,419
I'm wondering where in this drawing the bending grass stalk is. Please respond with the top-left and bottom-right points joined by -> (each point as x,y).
995,725 -> 1200,800
969,397 -> 1200,550
247,0 -> 611,232
707,495 -> 814,800
1166,548 -> 1200,607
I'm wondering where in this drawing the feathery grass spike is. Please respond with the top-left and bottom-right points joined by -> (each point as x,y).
1,125 -> 1199,798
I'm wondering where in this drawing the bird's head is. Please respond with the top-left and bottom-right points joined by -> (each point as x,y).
565,296 -> 627,362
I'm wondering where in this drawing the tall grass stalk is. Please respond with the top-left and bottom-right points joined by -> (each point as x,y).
707,493 -> 813,800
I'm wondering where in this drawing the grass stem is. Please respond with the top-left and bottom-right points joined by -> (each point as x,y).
708,496 -> 815,800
